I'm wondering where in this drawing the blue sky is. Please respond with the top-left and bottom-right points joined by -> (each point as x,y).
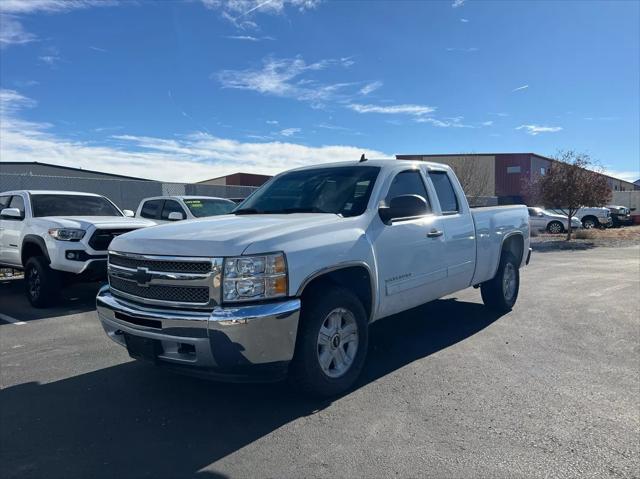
1,0 -> 638,182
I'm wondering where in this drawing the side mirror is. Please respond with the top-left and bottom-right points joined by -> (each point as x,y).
538,212 -> 544,217
122,209 -> 135,217
0,207 -> 23,220
379,194 -> 427,224
167,211 -> 185,221
631,208 -> 637,212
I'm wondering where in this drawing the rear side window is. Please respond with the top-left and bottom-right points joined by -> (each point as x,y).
429,171 -> 459,215
385,170 -> 431,211
140,200 -> 162,219
161,200 -> 185,220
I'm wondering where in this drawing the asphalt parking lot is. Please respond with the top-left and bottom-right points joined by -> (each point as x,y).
1,246 -> 639,479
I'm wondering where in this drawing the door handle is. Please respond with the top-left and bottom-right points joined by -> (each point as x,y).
427,229 -> 443,238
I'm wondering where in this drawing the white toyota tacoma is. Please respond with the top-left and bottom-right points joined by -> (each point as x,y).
97,160 -> 531,396
0,190 -> 153,307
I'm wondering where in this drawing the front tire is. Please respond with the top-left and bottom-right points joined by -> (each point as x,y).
24,256 -> 60,308
289,286 -> 368,397
547,221 -> 564,234
481,252 -> 520,313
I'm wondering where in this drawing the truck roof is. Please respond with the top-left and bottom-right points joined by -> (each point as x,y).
139,195 -> 234,201
287,159 -> 452,173
1,190 -> 105,197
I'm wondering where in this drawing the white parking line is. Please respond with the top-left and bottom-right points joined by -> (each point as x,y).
0,313 -> 26,325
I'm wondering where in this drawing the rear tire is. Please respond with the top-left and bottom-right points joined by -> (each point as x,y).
289,286 -> 368,397
582,216 -> 597,229
481,252 -> 520,313
24,256 -> 60,308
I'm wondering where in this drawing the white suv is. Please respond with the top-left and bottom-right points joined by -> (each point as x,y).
0,190 -> 154,307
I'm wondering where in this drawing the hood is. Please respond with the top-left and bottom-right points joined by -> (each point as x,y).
38,216 -> 155,229
110,213 -> 344,257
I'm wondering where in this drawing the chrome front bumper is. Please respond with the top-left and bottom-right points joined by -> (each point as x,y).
96,286 -> 301,381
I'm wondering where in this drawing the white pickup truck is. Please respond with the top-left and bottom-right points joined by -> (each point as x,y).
97,160 -> 531,396
0,190 -> 153,307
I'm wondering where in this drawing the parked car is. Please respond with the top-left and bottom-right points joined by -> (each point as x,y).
0,190 -> 154,307
135,196 -> 236,224
549,207 -> 612,229
607,205 -> 634,227
96,159 -> 531,396
527,207 -> 582,234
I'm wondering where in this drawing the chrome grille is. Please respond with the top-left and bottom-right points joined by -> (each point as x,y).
109,277 -> 209,304
108,252 -> 211,274
107,252 -> 222,309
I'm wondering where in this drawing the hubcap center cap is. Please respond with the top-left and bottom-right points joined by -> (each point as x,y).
331,334 -> 341,349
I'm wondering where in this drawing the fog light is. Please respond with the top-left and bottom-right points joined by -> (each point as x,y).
66,251 -> 77,260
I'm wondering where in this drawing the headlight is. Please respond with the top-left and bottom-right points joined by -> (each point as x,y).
48,228 -> 86,241
223,252 -> 287,302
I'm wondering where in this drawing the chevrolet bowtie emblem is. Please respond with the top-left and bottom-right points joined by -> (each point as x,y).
133,267 -> 153,286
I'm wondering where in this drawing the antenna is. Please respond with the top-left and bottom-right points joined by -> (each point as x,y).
359,153 -> 367,163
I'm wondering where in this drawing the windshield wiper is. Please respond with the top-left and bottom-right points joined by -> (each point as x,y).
234,208 -> 261,215
281,207 -> 330,214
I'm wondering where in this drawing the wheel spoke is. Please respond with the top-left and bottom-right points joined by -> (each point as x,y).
318,349 -> 333,371
334,345 -> 348,367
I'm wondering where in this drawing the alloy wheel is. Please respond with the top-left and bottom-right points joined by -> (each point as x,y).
316,307 -> 359,378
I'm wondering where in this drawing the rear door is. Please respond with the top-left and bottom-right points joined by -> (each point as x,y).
426,169 -> 476,295
373,169 -> 449,318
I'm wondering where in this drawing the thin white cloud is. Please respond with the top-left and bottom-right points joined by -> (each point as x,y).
223,35 -> 274,41
1,1 -> 115,48
359,81 -> 383,96
278,127 -> 300,137
266,120 -> 279,125
481,120 -> 493,126
39,54 -> 60,66
583,116 -> 618,121
460,18 -> 469,22
512,84 -> 529,92
216,55 -> 356,104
1,0 -> 115,14
516,124 -> 562,135
89,45 -> 108,52
0,15 -> 37,47
202,0 -> 321,29
452,0 -> 465,8
0,88 -> 386,182
348,103 -> 436,116
415,117 -> 474,128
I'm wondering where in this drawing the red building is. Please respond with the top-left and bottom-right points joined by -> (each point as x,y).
197,172 -> 271,188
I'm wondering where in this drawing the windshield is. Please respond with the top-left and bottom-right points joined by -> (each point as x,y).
235,166 -> 380,217
31,194 -> 122,217
183,198 -> 235,217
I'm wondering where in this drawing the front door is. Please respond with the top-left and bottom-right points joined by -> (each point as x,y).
373,169 -> 448,319
1,195 -> 27,267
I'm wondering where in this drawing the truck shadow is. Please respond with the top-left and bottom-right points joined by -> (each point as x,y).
0,279 -> 102,321
0,297 -> 504,478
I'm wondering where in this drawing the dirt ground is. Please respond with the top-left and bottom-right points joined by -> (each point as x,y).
531,225 -> 640,251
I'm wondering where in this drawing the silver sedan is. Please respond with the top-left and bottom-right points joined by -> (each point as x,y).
528,207 -> 582,234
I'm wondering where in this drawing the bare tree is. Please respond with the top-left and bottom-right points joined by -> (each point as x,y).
448,155 -> 493,206
528,151 -> 611,240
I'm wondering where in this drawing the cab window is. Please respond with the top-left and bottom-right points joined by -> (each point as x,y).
0,195 -> 10,209
385,170 -> 431,212
429,171 -> 459,215
161,200 -> 185,220
140,199 -> 163,219
9,195 -> 25,217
